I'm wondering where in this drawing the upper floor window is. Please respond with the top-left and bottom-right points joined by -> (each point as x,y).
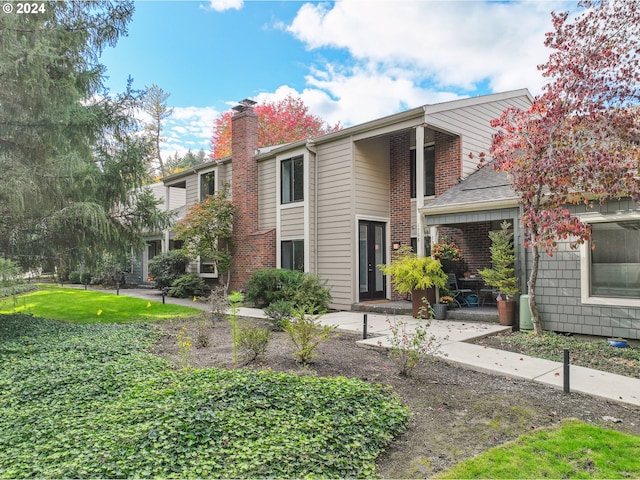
590,220 -> 640,299
200,171 -> 215,200
281,156 -> 304,204
410,145 -> 435,198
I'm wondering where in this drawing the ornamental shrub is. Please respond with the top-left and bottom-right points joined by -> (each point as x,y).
245,268 -> 332,312
168,273 -> 207,298
68,271 -> 82,284
245,268 -> 304,307
264,299 -> 294,331
284,308 -> 336,364
148,250 -> 190,289
237,323 -> 272,363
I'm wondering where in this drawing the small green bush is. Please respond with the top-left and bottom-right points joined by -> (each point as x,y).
80,272 -> 92,285
148,250 -> 190,289
245,268 -> 304,307
284,308 -> 336,364
69,271 -> 82,284
245,268 -> 332,312
238,323 -> 272,362
264,299 -> 294,331
168,273 -> 207,298
289,273 -> 332,313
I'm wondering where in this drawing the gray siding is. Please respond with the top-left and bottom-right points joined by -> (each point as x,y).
185,174 -> 199,207
258,159 -> 276,229
316,138 -> 354,309
528,199 -> 640,340
428,94 -> 531,179
280,205 -> 304,238
354,137 -> 390,218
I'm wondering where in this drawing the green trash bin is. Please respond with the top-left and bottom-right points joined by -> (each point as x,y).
519,294 -> 533,331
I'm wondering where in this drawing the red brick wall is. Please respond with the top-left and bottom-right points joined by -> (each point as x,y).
229,107 -> 276,292
434,131 -> 461,196
389,132 -> 412,300
438,223 -> 492,277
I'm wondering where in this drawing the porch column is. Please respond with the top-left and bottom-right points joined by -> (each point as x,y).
163,185 -> 170,252
415,126 -> 426,257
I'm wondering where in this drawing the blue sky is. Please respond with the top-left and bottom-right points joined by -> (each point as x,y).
100,0 -> 574,159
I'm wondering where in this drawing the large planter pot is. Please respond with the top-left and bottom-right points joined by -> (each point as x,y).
412,287 -> 436,318
433,303 -> 448,320
497,299 -> 516,326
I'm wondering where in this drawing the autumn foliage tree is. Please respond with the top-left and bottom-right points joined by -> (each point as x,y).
211,95 -> 341,159
483,0 -> 640,334
174,185 -> 234,292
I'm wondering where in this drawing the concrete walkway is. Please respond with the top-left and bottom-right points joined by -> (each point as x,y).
67,286 -> 640,408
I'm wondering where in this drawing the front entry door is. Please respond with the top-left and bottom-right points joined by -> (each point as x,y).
359,221 -> 386,301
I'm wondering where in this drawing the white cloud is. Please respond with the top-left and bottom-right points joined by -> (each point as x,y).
201,0 -> 243,12
279,0 -> 575,125
160,106 -> 220,159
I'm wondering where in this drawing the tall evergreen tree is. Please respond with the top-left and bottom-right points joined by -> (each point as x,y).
142,84 -> 173,177
0,1 -> 171,272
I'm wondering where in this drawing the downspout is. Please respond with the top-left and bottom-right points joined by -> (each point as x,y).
306,139 -> 318,274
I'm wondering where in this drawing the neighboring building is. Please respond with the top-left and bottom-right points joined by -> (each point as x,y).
134,88 -> 640,340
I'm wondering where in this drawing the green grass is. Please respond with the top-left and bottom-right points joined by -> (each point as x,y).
436,419 -> 640,479
0,314 -> 409,478
0,285 -> 201,323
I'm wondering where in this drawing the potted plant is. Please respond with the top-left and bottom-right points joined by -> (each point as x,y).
479,221 -> 520,326
434,296 -> 454,320
378,246 -> 448,318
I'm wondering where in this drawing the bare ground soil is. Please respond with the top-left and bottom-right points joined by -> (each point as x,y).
152,317 -> 640,479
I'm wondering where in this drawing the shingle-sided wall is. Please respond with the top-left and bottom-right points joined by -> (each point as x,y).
530,201 -> 640,340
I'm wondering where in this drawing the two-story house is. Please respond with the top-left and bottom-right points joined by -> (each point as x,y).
132,88 -> 640,340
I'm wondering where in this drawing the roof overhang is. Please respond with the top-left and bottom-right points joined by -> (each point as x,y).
420,197 -> 519,216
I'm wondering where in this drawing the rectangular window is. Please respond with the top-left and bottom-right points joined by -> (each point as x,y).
200,171 -> 215,200
590,221 -> 640,298
281,156 -> 304,204
410,145 -> 435,198
282,240 -> 304,271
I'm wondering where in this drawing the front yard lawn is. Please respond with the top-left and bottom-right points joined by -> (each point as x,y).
0,314 -> 409,478
437,419 -> 640,479
0,285 -> 201,323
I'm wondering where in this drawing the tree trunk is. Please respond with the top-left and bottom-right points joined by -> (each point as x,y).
528,245 -> 544,335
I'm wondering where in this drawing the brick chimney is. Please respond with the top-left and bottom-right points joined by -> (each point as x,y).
229,99 -> 275,292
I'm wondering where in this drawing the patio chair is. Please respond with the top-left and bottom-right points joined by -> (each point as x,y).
447,273 -> 472,307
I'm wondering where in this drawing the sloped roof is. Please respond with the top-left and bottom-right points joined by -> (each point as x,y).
425,163 -> 518,214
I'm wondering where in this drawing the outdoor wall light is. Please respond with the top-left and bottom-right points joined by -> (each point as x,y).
392,242 -> 401,250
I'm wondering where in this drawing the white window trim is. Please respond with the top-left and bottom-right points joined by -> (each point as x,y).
197,167 -> 218,201
579,210 -> 640,307
280,238 -> 305,271
197,255 -> 218,278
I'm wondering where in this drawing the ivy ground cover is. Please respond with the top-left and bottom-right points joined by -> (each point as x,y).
0,314 -> 409,478
0,285 -> 201,323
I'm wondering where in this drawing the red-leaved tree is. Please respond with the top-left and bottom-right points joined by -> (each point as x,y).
210,95 -> 341,159
484,0 -> 640,334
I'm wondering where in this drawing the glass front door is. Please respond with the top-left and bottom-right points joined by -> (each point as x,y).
359,221 -> 386,301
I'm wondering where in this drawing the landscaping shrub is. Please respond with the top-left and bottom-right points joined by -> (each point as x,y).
288,273 -> 332,313
245,268 -> 332,312
284,308 -> 337,364
147,250 -> 190,289
91,256 -> 128,287
168,273 -> 207,298
80,272 -> 92,285
263,299 -> 294,331
245,268 -> 304,307
69,271 -> 82,284
237,322 -> 272,363
0,314 -> 409,478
